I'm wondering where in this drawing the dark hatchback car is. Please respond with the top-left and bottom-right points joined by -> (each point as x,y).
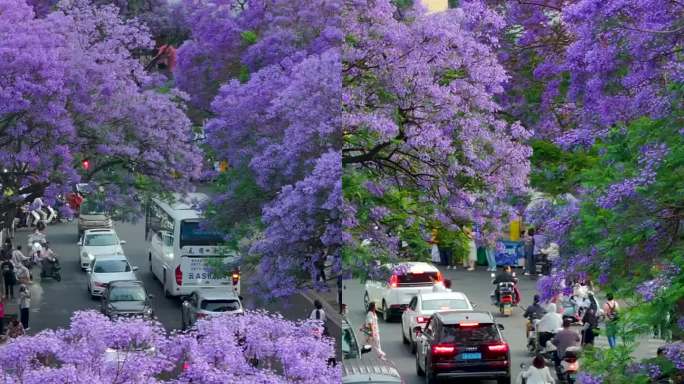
101,280 -> 154,319
415,311 -> 510,384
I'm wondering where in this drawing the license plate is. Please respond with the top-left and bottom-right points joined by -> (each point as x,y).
459,352 -> 481,360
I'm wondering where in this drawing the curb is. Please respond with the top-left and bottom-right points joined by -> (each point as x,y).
300,289 -> 342,328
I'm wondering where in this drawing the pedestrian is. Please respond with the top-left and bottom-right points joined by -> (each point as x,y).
360,302 -> 385,360
18,284 -> 30,331
523,228 -> 536,276
603,293 -> 620,348
485,240 -> 497,272
6,318 -> 24,339
581,304 -> 599,346
0,295 -> 4,336
1,238 -> 12,259
1,257 -> 15,300
309,299 -> 328,337
11,245 -> 29,267
15,262 -> 30,286
464,228 -> 477,271
520,354 -> 555,384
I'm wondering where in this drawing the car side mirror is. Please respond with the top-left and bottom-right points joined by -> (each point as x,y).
497,323 -> 505,330
361,345 -> 372,354
132,266 -> 139,271
120,240 -> 126,245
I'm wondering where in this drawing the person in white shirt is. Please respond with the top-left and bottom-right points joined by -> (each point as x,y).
519,355 -> 555,384
11,246 -> 29,267
536,303 -> 563,350
309,300 -> 328,336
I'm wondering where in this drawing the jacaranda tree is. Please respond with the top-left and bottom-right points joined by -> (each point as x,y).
342,0 -> 532,273
0,310 -> 338,384
176,0 -> 342,298
0,0 -> 202,226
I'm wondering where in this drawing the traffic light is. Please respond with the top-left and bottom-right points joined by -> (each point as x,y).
82,159 -> 90,170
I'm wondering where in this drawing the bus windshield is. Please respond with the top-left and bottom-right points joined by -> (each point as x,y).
180,221 -> 223,247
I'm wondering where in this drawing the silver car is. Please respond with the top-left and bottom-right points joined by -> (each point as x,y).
77,198 -> 112,239
181,288 -> 243,330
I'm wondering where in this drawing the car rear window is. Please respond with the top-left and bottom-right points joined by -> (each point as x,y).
422,299 -> 470,311
441,324 -> 499,343
201,300 -> 240,312
397,271 -> 439,285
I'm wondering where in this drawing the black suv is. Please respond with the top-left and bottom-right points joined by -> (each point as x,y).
101,280 -> 154,319
415,311 -> 510,384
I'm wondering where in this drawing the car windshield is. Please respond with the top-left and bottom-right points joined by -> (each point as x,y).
109,286 -> 146,301
342,327 -> 360,360
180,221 -> 223,247
422,299 -> 470,311
441,324 -> 499,343
85,234 -> 118,246
94,259 -> 131,273
200,299 -> 240,312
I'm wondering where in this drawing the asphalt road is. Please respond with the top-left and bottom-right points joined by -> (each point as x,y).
8,219 -> 328,335
344,266 -> 541,384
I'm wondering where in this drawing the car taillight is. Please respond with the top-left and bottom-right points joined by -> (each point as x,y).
389,274 -> 398,288
416,316 -> 428,323
435,271 -> 443,282
487,343 -> 509,353
459,322 -> 479,327
431,344 -> 456,356
500,295 -> 513,303
232,268 -> 240,285
175,265 -> 182,286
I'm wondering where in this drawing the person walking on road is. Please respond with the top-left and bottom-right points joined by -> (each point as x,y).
1,258 -> 15,300
11,245 -> 29,267
519,354 -> 555,384
361,302 -> 386,360
603,293 -> 620,348
309,300 -> 328,337
523,228 -> 536,276
581,304 -> 599,346
485,239 -> 497,272
464,228 -> 477,271
18,284 -> 30,331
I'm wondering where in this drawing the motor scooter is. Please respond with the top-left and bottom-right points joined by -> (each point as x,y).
558,346 -> 581,384
491,272 -> 518,316
40,255 -> 61,281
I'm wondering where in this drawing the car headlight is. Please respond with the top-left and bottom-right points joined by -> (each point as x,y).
87,253 -> 95,260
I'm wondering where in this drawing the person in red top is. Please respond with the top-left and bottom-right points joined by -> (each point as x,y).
67,192 -> 83,213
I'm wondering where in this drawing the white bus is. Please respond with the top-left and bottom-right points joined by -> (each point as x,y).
145,193 -> 241,297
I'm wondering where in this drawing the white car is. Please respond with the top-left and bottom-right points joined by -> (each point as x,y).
79,229 -> 126,270
181,287 -> 243,330
401,291 -> 474,353
364,262 -> 443,322
87,255 -> 138,298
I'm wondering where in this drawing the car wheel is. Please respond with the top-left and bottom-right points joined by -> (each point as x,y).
363,292 -> 370,311
425,365 -> 437,384
416,355 -> 425,377
382,301 -> 390,322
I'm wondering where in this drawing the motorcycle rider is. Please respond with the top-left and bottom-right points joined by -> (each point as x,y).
491,265 -> 521,305
11,246 -> 30,267
551,318 -> 581,367
524,295 -> 547,338
536,303 -> 563,352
